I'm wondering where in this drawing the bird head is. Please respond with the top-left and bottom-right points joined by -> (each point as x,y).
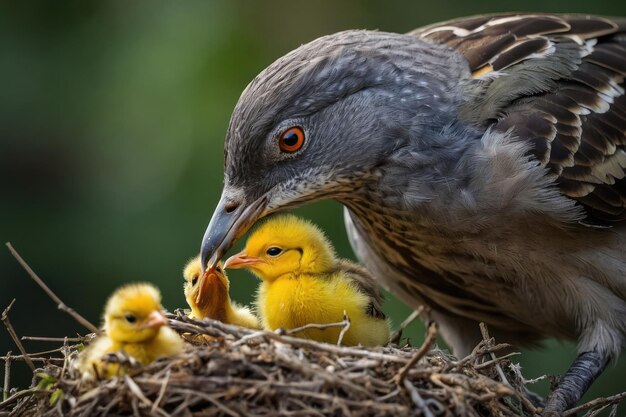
183,257 -> 229,319
104,283 -> 168,343
224,215 -> 335,282
199,30 -> 461,287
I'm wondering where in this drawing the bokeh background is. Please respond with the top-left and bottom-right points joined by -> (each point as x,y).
1,0 -> 625,411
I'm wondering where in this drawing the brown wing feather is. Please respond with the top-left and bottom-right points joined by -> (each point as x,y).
334,259 -> 386,320
412,13 -> 626,222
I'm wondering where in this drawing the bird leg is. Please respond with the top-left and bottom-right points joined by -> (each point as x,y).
543,350 -> 609,416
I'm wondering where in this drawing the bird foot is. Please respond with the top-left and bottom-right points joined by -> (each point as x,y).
542,351 -> 608,416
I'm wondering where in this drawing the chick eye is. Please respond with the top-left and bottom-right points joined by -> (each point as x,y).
278,127 -> 305,153
266,247 -> 283,256
216,265 -> 222,273
191,275 -> 198,286
124,314 -> 137,323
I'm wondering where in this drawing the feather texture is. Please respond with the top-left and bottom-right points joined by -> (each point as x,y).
412,14 -> 626,221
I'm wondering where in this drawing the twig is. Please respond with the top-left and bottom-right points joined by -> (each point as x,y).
124,375 -> 170,417
396,321 -> 437,384
151,369 -> 170,414
21,336 -> 86,343
5,242 -> 99,333
280,317 -> 350,338
233,329 -> 407,363
403,378 -> 435,417
0,387 -> 49,409
563,392 -> 626,417
60,337 -> 70,380
0,356 -> 63,363
473,352 -> 520,369
480,323 -> 509,386
2,347 -> 65,359
1,300 -> 35,372
337,311 -> 350,346
2,352 -> 10,401
390,306 -> 424,344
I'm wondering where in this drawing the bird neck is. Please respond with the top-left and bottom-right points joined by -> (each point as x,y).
340,122 -> 482,212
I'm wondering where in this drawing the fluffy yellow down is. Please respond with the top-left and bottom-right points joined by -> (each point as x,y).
226,215 -> 390,346
78,283 -> 183,379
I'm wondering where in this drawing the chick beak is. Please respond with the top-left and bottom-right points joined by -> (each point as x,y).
223,251 -> 263,269
200,191 -> 269,274
141,311 -> 166,329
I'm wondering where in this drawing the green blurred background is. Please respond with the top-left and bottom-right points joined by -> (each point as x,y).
1,0 -> 624,410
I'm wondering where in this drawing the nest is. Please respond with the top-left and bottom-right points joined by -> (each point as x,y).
2,309 -> 545,417
2,244 -> 625,417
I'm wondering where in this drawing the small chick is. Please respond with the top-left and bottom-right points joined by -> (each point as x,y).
225,215 -> 390,346
78,283 -> 183,379
184,256 -> 259,329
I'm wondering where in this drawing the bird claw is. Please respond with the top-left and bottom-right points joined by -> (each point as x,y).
543,350 -> 608,415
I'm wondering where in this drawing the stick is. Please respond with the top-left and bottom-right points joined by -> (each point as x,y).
151,369 -> 170,414
403,378 -> 435,417
21,336 -> 85,343
281,317 -> 350,337
396,321 -> 437,384
473,352 -> 520,369
1,300 -> 35,372
2,352 -> 10,401
390,306 -> 424,344
6,242 -> 99,333
0,355 -> 63,363
337,311 -> 350,346
125,375 -> 171,417
479,323 -> 509,386
233,329 -> 408,363
563,392 -> 626,417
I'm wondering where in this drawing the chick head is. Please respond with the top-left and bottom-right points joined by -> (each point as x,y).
104,283 -> 167,343
224,214 -> 335,281
183,256 -> 228,318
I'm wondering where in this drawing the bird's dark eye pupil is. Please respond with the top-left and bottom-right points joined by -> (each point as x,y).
266,247 -> 282,256
216,265 -> 222,273
191,276 -> 198,286
282,133 -> 299,147
124,314 -> 137,323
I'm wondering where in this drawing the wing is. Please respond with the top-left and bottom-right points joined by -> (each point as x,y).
411,14 -> 626,223
335,259 -> 386,320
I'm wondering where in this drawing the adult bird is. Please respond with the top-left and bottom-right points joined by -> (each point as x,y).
199,13 -> 626,415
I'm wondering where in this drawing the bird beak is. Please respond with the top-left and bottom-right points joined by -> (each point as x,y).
140,311 -> 166,329
200,191 -> 269,273
223,251 -> 264,269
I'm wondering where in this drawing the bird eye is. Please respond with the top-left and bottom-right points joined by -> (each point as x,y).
191,275 -> 198,286
278,127 -> 305,153
216,265 -> 222,273
266,247 -> 283,256
124,314 -> 137,323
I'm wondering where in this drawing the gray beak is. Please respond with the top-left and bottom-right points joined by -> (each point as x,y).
199,191 -> 268,273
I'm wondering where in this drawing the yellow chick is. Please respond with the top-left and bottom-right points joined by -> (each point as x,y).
183,256 -> 259,329
78,283 -> 183,379
224,215 -> 390,346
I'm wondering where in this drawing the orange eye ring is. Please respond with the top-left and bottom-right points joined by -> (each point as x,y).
278,126 -> 305,153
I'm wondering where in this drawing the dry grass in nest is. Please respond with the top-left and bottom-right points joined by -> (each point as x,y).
2,244 -> 625,417
3,312 -> 536,417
